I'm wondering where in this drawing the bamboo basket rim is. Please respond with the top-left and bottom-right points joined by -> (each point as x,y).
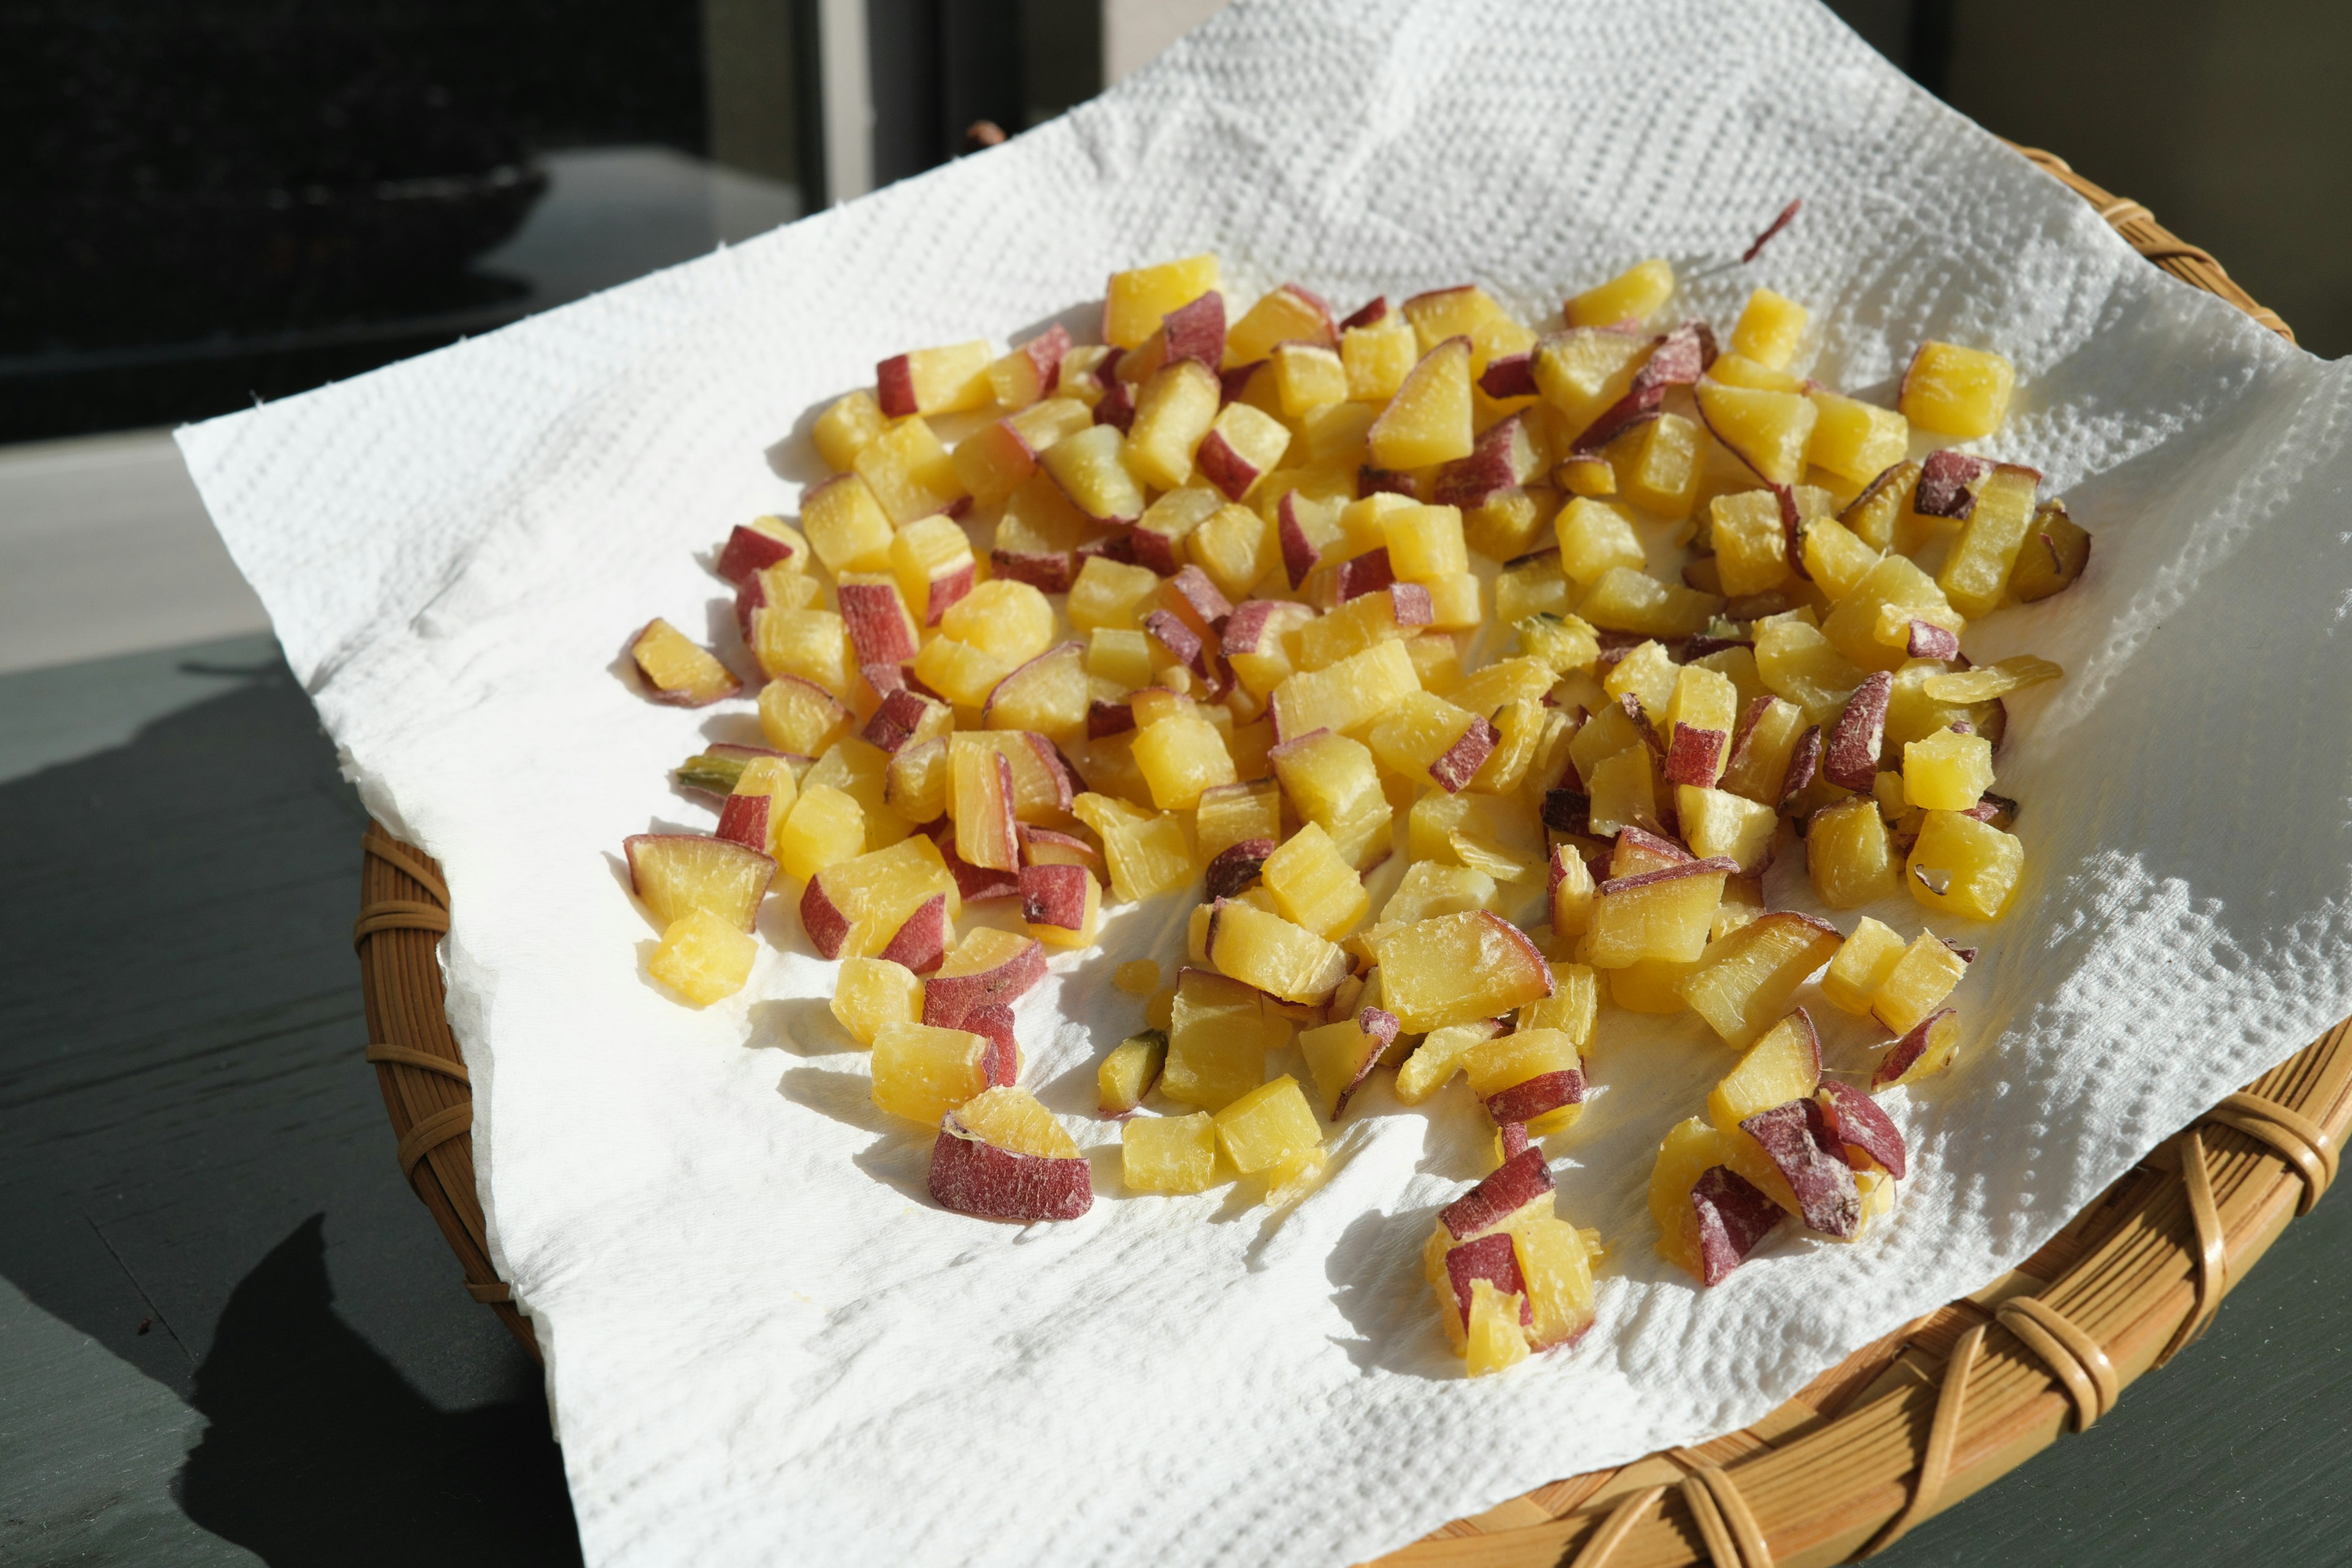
351,143 -> 2331,1566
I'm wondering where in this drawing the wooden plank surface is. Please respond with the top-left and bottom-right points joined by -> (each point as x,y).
2,636 -> 2348,1566
0,636 -> 579,1566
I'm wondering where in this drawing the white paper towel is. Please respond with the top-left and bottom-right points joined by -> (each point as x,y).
178,1 -> 2352,1562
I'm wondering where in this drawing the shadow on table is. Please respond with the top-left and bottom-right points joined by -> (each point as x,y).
179,1215 -> 582,1567
0,647 -> 582,1564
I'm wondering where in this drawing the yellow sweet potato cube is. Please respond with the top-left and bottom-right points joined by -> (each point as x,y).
1730,287 -> 1808,371
1372,910 -> 1553,1033
1806,795 -> 1901,909
1163,967 -> 1285,1110
1104,253 -> 1219,350
1907,810 -> 2024,921
1900,341 -> 2015,439
869,1020 -> 989,1125
1261,823 -> 1371,940
647,908 -> 758,1006
1874,932 -> 1969,1035
1565,258 -> 1674,329
1589,860 -> 1730,968
1122,1112 -> 1221,1193
1821,916 -> 1906,1015
1903,728 -> 1994,811
831,957 -> 923,1044
1213,1074 -> 1323,1175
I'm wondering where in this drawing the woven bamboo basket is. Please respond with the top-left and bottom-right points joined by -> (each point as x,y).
353,146 -> 2337,1566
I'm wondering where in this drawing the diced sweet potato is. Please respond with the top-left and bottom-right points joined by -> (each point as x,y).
833,957 -> 924,1044
1261,823 -> 1371,940
1899,341 -> 2014,440
1122,1111 -> 1221,1193
1394,1018 -> 1507,1104
1821,916 -> 1906,1015
1740,1098 -> 1861,1238
930,1087 -> 1093,1223
1806,795 -> 1901,909
625,833 -> 775,932
870,1020 -> 990,1125
647,908 -> 759,1006
1907,810 -> 2024,921
1706,1009 -> 1822,1131
1162,967 -> 1287,1110
1872,930 -> 1968,1035
1586,857 -> 1735,968
1098,1028 -> 1167,1116
1300,1007 -> 1398,1119
1874,1007 -> 1962,1089
921,927 -> 1046,1029
799,835 -> 960,962
1371,910 -> 1553,1033
1676,913 -> 1842,1047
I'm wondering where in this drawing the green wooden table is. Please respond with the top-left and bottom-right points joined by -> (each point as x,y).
1,635 -> 2345,1566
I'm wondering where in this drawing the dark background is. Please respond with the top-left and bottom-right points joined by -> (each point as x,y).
2,0 -> 2344,448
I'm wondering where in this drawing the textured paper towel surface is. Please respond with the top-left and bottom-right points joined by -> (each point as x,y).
179,1 -> 2352,1562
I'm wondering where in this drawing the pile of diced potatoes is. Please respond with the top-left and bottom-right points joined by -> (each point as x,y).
622,249 -> 2081,1374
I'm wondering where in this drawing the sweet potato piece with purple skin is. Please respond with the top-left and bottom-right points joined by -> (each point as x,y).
1389,582 -> 1435,628
1341,296 -> 1389,330
1161,565 -> 1234,636
1430,717 -> 1501,794
1665,722 -> 1728,788
1638,320 -> 1717,389
1144,609 -> 1208,677
1913,450 -> 1990,519
1440,1146 -> 1555,1240
1334,1008 -> 1401,1118
1570,383 -> 1663,456
1962,792 -> 2020,832
732,574 -> 769,641
1444,1232 -> 1534,1327
714,793 -> 772,854
1087,699 -> 1136,741
862,688 -> 946,754
1479,353 -> 1537,399
1336,548 -> 1395,602
1093,377 -> 1135,434
1019,864 -> 1091,936
922,938 -> 1048,1030
1906,619 -> 1960,661
1781,725 -> 1823,807
1161,290 -> 1227,369
1280,494 -> 1324,588
1499,1121 -> 1532,1160
1874,1008 -> 1959,1089
965,1003 -> 1023,1088
992,550 -> 1076,594
1019,826 -> 1103,873
838,579 -> 920,666
1543,789 -> 1593,835
716,524 -> 796,584
929,1113 -> 1091,1222
1359,466 -> 1416,499
877,893 -> 949,974
1431,413 -> 1539,509
1484,1069 -> 1585,1126
1218,359 -> 1267,405
928,826 -> 1021,904
1824,671 -> 1893,790
1815,1079 -> 1908,1179
1204,837 -> 1276,900
1741,1098 -> 1862,1237
1692,1165 -> 1785,1285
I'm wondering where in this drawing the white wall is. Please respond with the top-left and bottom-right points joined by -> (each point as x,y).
1101,0 -> 1230,85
